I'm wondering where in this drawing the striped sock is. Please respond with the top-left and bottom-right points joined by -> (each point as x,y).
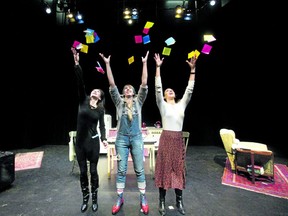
117,188 -> 124,195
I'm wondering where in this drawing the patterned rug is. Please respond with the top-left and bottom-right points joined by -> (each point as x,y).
222,159 -> 288,199
15,151 -> 44,171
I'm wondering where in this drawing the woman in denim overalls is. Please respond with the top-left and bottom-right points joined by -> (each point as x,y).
99,51 -> 150,215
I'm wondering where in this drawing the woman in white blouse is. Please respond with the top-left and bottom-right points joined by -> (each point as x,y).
153,53 -> 197,216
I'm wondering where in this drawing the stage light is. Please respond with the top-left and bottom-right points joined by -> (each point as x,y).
131,8 -> 139,20
44,2 -> 51,14
209,0 -> 216,6
76,11 -> 84,24
175,5 -> 184,18
183,8 -> 192,21
123,8 -> 131,19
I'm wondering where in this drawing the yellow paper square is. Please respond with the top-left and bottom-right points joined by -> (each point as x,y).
188,50 -> 200,59
86,35 -> 94,44
80,44 -> 88,54
144,21 -> 154,29
162,47 -> 171,56
128,56 -> 134,65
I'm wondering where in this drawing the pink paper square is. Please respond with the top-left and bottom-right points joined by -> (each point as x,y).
134,35 -> 143,44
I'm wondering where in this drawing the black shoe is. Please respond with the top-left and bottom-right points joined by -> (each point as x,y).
92,188 -> 98,212
81,202 -> 89,213
81,191 -> 89,213
92,202 -> 98,212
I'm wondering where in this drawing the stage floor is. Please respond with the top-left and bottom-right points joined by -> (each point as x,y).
0,145 -> 287,216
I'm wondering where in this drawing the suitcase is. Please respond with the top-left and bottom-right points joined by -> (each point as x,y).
0,151 -> 15,190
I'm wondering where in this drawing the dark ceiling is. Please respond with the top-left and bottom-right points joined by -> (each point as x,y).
29,0 -> 232,28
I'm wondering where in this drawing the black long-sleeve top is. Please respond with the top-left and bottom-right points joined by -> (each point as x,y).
74,65 -> 106,148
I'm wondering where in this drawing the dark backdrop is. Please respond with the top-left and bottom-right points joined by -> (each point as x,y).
3,0 -> 285,156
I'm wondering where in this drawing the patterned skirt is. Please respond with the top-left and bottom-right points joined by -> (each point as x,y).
154,130 -> 186,190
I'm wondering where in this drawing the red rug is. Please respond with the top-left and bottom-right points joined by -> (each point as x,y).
15,151 -> 44,171
222,159 -> 288,199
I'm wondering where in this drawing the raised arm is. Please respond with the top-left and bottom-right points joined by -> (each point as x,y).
185,54 -> 197,81
153,53 -> 164,77
71,47 -> 79,66
99,53 -> 116,88
71,47 -> 86,101
141,51 -> 149,87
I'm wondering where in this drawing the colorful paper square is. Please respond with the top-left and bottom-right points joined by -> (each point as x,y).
143,35 -> 151,44
201,44 -> 212,54
128,56 -> 134,65
162,47 -> 171,56
134,35 -> 143,44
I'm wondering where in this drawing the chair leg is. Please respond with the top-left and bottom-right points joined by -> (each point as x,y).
71,160 -> 76,173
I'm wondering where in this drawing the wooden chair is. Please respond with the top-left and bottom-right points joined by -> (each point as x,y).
234,148 -> 274,184
68,131 -> 77,173
182,131 -> 190,175
107,128 -> 157,179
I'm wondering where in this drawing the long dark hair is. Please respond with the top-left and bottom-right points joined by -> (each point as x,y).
97,89 -> 106,111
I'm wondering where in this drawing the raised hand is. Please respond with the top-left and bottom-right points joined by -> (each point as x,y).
186,55 -> 197,70
153,53 -> 164,67
71,47 -> 79,65
141,50 -> 150,63
99,53 -> 111,64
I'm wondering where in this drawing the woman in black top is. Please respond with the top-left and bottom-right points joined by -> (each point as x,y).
71,47 -> 108,213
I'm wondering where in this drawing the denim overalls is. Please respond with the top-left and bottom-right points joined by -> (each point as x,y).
109,85 -> 147,190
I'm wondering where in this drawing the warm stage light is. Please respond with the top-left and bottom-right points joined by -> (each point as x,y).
175,5 -> 184,18
123,8 -> 131,19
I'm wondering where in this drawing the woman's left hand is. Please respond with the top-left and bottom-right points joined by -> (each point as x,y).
102,140 -> 108,148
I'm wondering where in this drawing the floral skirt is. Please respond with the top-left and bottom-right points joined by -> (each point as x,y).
154,130 -> 186,190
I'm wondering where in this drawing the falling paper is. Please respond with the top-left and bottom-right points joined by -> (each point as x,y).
96,61 -> 105,74
201,44 -> 212,54
73,40 -> 82,49
203,34 -> 216,42
84,28 -> 94,35
128,56 -> 134,65
134,35 -> 143,44
76,44 -> 83,50
188,50 -> 200,59
143,28 -> 150,34
96,67 -> 104,74
144,21 -> 154,29
80,44 -> 88,53
162,47 -> 171,56
86,34 -> 94,44
143,35 -> 151,44
165,37 -> 176,46
94,33 -> 100,43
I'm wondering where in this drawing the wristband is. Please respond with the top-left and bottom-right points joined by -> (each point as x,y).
190,72 -> 195,74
